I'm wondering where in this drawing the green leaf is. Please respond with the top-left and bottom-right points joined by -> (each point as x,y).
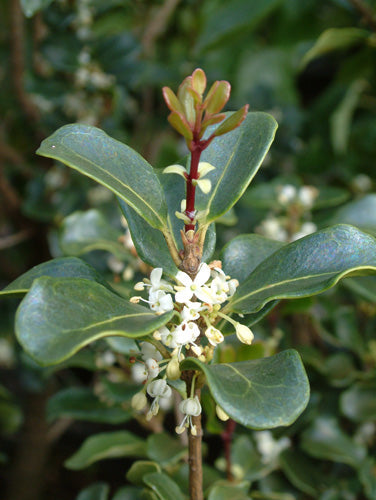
279,449 -> 324,496
301,417 -> 366,467
198,113 -> 277,224
180,350 -> 309,429
207,482 -> 251,500
126,461 -> 161,486
15,277 -> 173,365
329,195 -> 376,236
142,472 -> 185,500
198,0 -> 282,50
37,124 -> 168,230
300,28 -> 370,68
340,381 -> 376,422
0,257 -> 111,297
65,431 -> 147,470
343,276 -> 376,302
228,225 -> 376,314
221,234 -> 284,283
359,458 -> 376,500
112,487 -> 144,500
59,209 -> 127,259
47,387 -> 132,424
146,433 -> 187,466
20,0 -> 54,17
76,483 -> 110,500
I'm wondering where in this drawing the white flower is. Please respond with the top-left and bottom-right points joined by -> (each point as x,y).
149,268 -> 174,293
174,321 -> 200,346
298,186 -> 318,208
175,263 -> 211,303
181,301 -> 206,321
277,184 -> 296,205
148,290 -> 174,313
205,326 -> 224,346
255,430 -> 290,464
131,363 -> 148,384
176,396 -> 202,435
145,358 -> 160,380
235,323 -> 254,345
140,342 -> 163,362
146,379 -> 172,420
258,217 -> 288,242
157,326 -> 178,348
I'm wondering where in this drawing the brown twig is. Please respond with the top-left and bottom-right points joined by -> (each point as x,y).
349,0 -> 376,31
221,419 -> 237,481
10,0 -> 42,137
141,0 -> 181,57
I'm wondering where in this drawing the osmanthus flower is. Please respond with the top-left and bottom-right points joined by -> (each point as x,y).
181,300 -> 207,321
146,379 -> 172,420
131,289 -> 174,314
205,325 -> 224,347
175,262 -> 211,303
176,396 -> 202,435
174,321 -> 201,358
154,325 -> 178,349
140,341 -> 163,362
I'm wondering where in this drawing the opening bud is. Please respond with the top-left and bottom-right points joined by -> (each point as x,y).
235,323 -> 254,345
131,391 -> 147,411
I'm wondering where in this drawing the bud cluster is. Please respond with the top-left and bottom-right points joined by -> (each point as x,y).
130,262 -> 255,434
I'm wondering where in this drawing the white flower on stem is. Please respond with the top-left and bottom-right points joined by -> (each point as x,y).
176,396 -> 202,435
255,430 -> 290,464
235,323 -> 254,345
298,186 -> 318,208
145,358 -> 160,380
205,325 -> 224,346
149,268 -> 174,293
146,379 -> 172,420
131,363 -> 148,384
140,342 -> 163,362
175,263 -> 211,303
174,321 -> 200,346
181,300 -> 206,321
148,290 -> 174,313
156,326 -> 178,349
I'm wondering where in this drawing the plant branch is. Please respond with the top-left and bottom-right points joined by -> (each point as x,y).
349,0 -> 376,31
142,0 -> 181,57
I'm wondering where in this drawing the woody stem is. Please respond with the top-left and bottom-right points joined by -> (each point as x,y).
185,140 -> 203,232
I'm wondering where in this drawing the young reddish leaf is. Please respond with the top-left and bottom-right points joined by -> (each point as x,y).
167,112 -> 193,140
213,105 -> 249,136
162,87 -> 184,114
191,68 -> 207,95
204,81 -> 231,115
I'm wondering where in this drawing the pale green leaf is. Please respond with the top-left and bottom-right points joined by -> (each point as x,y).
143,472 -> 185,500
76,483 -> 110,500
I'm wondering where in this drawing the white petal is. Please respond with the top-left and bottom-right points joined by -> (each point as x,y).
194,263 -> 211,287
175,288 -> 193,304
150,268 -> 163,288
175,270 -> 192,287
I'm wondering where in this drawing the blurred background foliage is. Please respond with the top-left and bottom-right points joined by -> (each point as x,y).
1,0 -> 376,499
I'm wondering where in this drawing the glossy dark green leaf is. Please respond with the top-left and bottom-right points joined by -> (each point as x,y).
0,257 -> 111,297
221,234 -> 284,283
15,277 -> 173,365
181,350 -> 309,429
37,124 -> 168,230
330,195 -> 376,236
143,472 -> 185,500
228,225 -> 376,314
301,28 -> 369,68
301,417 -> 366,467
20,0 -> 54,17
47,387 -> 132,424
340,382 -> 376,422
65,431 -> 147,470
198,113 -> 277,224
146,433 -> 187,466
76,483 -> 110,500
359,458 -> 376,500
59,209 -> 127,259
126,461 -> 161,486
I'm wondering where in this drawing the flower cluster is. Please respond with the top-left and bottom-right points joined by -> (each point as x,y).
130,262 -> 255,434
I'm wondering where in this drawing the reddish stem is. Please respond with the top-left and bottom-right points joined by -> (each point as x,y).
221,419 -> 237,481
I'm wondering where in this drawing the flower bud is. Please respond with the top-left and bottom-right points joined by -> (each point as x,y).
179,395 -> 202,417
131,391 -> 147,411
216,405 -> 230,421
166,356 -> 181,380
235,323 -> 254,345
